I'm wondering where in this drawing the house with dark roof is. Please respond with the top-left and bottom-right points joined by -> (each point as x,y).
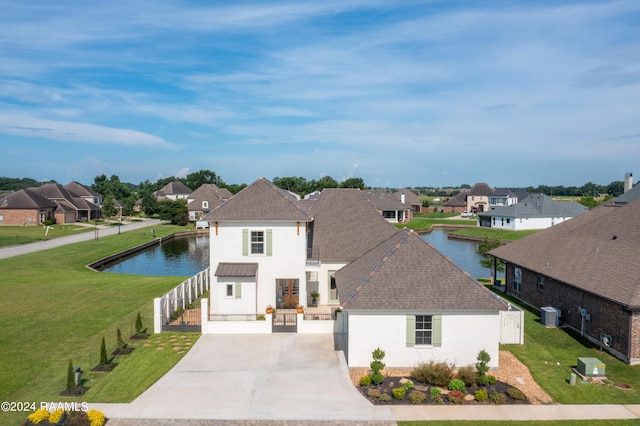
202,177 -> 514,368
478,193 -> 588,230
336,228 -> 507,368
393,189 -> 422,213
489,188 -> 519,209
64,181 -> 103,207
489,191 -> 640,364
154,181 -> 193,201
363,189 -> 413,223
32,183 -> 101,223
0,189 -> 57,225
187,184 -> 232,222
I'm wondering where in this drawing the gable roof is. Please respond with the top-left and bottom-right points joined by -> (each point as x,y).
0,188 -> 57,209
308,188 -> 398,262
479,193 -> 587,218
204,177 -> 311,221
489,199 -> 640,308
336,228 -> 506,311
363,189 -> 408,210
64,181 -> 101,198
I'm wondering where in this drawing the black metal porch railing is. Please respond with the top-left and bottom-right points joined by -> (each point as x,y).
306,247 -> 320,266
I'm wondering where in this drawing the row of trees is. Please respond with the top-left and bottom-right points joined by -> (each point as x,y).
272,176 -> 366,195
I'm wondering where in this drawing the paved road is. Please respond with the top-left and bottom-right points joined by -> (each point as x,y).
0,219 -> 163,259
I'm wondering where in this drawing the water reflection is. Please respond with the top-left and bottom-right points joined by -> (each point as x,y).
99,235 -> 209,276
421,229 -> 503,280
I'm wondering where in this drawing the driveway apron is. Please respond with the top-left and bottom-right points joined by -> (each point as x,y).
90,334 -> 395,422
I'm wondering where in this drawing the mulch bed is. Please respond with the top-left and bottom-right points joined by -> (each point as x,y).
112,346 -> 135,356
358,376 -> 529,405
130,332 -> 150,340
58,386 -> 90,397
91,362 -> 118,372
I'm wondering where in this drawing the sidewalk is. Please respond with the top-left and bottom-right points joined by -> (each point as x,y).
0,218 -> 163,259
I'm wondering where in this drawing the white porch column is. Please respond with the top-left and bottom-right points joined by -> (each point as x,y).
153,297 -> 162,334
201,298 -> 209,334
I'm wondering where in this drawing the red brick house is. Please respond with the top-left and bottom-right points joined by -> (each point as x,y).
0,189 -> 57,225
490,191 -> 640,364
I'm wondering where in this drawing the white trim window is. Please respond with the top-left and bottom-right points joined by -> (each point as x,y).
537,276 -> 545,292
225,283 -> 242,299
251,231 -> 264,254
513,267 -> 522,292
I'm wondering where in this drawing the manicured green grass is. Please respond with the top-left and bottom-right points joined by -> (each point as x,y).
451,227 -> 539,241
397,214 -> 475,232
494,290 -> 640,404
400,421 -> 640,426
0,224 -> 192,425
0,224 -> 93,247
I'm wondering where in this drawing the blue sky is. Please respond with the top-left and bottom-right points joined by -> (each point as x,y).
1,1 -> 639,189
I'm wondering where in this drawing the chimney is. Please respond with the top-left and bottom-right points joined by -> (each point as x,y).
400,192 -> 406,204
624,173 -> 633,193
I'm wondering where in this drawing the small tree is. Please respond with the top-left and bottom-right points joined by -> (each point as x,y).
135,312 -> 143,335
66,359 -> 75,391
475,349 -> 491,377
116,327 -> 125,349
370,347 -> 386,385
477,237 -> 505,281
100,336 -> 108,366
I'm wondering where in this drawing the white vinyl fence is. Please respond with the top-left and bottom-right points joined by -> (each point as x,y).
154,267 -> 210,333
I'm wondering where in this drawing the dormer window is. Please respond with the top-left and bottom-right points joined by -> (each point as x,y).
202,201 -> 209,209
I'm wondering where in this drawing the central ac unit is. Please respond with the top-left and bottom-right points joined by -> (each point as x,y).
540,306 -> 561,327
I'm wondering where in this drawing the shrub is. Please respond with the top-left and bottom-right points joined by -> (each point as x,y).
507,387 -> 526,401
392,387 -> 406,400
359,375 -> 372,386
379,393 -> 392,401
448,378 -> 466,393
256,314 -> 266,321
367,388 -> 381,398
370,372 -> 385,385
408,390 -> 426,404
456,365 -> 477,386
447,389 -> 465,404
477,374 -> 490,386
475,349 -> 491,377
411,360 -> 455,386
402,379 -> 415,390
100,336 -> 108,366
489,391 -> 506,404
27,408 -> 49,424
117,327 -> 125,349
135,311 -> 144,334
87,409 -> 106,426
487,374 -> 497,385
66,359 -> 75,391
474,389 -> 488,402
429,387 -> 444,404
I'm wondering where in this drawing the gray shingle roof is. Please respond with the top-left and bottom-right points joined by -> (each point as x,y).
336,228 -> 507,311
611,183 -> 640,205
154,181 -> 193,197
0,189 -> 57,209
32,183 -> 76,201
469,183 -> 493,196
188,184 -> 225,212
204,178 -> 311,221
393,189 -> 421,207
363,189 -> 408,210
215,263 -> 258,277
64,181 -> 101,198
489,198 -> 640,308
309,188 -> 398,262
479,193 -> 587,218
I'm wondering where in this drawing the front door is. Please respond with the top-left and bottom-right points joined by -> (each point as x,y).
277,279 -> 299,308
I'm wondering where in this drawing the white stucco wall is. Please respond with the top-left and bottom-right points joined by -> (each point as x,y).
345,311 -> 500,369
210,221 -> 308,312
211,277 -> 257,314
488,216 -> 573,231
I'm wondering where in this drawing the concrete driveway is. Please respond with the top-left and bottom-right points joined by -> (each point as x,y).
90,333 -> 395,423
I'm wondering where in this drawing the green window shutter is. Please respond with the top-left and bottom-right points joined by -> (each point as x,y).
266,229 -> 272,256
406,315 -> 415,347
242,229 -> 248,256
432,314 -> 442,347
235,282 -> 242,299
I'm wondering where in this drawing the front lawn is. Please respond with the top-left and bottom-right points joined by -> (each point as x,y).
0,224 -> 192,425
451,227 -> 539,241
495,290 -> 640,404
0,224 -> 93,247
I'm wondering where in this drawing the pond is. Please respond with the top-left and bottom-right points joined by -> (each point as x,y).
98,230 -> 499,280
98,235 -> 209,276
421,229 -> 503,281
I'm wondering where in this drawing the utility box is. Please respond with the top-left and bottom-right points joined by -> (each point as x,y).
577,357 -> 605,377
540,306 -> 560,327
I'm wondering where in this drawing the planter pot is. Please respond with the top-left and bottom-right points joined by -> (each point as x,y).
296,308 -> 304,314
266,308 -> 273,314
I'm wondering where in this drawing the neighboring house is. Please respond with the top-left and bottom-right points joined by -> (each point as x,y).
393,189 -> 421,213
64,181 -> 103,207
201,177 -> 514,368
489,193 -> 640,365
443,192 -> 467,213
478,194 -> 588,231
0,189 -> 57,225
363,189 -> 413,223
489,188 -> 519,208
187,184 -> 232,222
31,183 -> 101,223
465,183 -> 493,213
336,228 -> 507,368
154,181 -> 193,201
